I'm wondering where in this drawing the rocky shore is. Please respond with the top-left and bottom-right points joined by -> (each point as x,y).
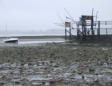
0,43 -> 112,86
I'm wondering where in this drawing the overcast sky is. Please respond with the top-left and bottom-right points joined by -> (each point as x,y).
0,0 -> 112,36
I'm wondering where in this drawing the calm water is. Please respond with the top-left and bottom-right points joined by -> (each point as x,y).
0,37 -> 65,46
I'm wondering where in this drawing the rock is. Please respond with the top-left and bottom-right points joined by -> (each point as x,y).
45,82 -> 50,86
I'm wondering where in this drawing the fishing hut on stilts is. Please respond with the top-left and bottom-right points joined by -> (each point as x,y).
64,11 -> 112,42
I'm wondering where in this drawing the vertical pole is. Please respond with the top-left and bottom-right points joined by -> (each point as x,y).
77,24 -> 80,37
91,16 -> 94,36
65,27 -> 67,40
91,8 -> 94,36
97,21 -> 100,37
69,26 -> 72,39
106,28 -> 108,35
105,21 -> 108,36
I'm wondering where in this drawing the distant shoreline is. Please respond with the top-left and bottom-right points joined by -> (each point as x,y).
0,35 -> 65,39
0,35 -> 65,46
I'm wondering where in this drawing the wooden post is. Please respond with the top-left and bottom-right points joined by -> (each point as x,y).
69,26 -> 72,39
91,16 -> 94,36
65,22 -> 71,40
65,28 -> 67,40
97,21 -> 100,37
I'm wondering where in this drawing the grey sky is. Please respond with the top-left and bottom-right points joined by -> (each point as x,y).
0,0 -> 112,36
